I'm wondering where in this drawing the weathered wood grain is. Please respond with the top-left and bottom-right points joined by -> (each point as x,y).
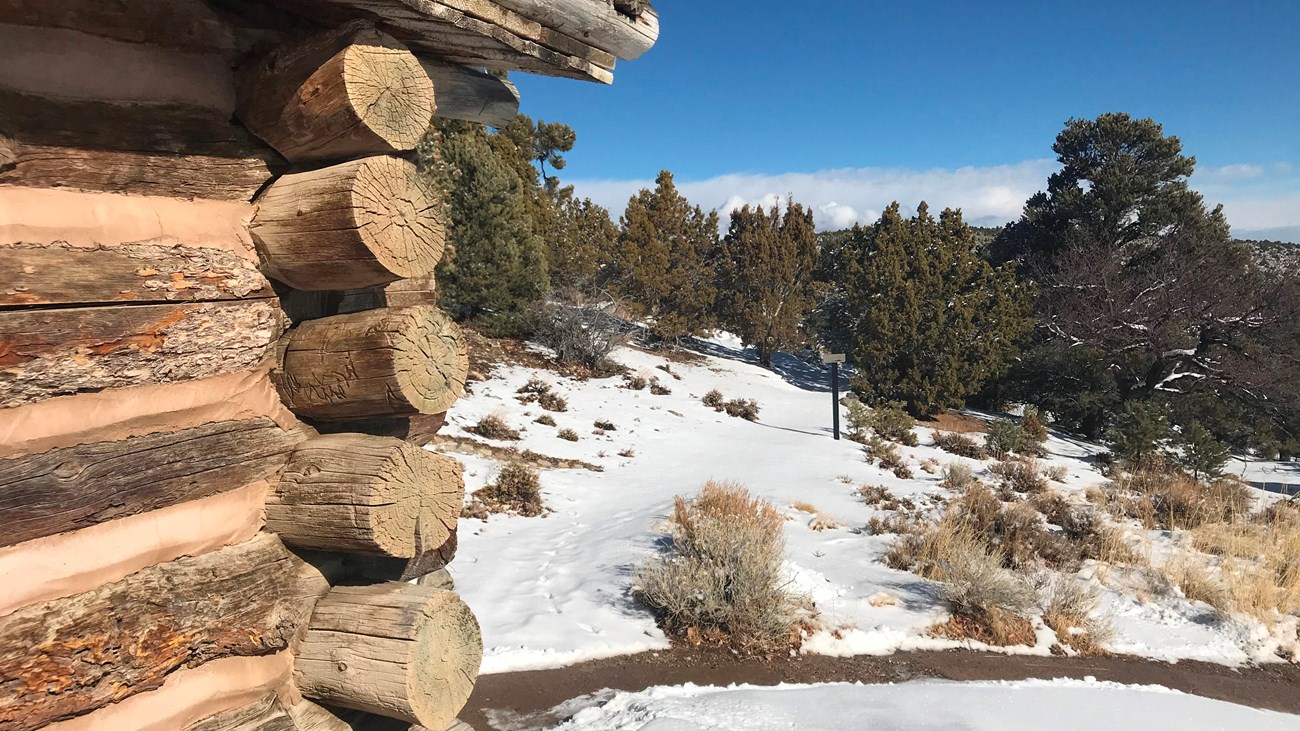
490,0 -> 658,60
0,417 -> 301,547
274,306 -> 467,421
0,534 -> 329,731
251,155 -> 444,290
0,0 -> 238,53
237,21 -> 434,163
419,59 -> 518,128
295,583 -> 482,728
0,300 -> 284,407
0,90 -> 283,200
0,243 -> 273,309
267,433 -> 463,557
186,695 -> 298,731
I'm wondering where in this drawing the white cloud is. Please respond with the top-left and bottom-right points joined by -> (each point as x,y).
570,160 -> 1300,241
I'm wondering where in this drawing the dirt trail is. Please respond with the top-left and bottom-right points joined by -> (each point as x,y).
461,648 -> 1300,730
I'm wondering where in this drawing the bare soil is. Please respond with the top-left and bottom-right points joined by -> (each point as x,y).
460,648 -> 1300,730
922,411 -> 990,433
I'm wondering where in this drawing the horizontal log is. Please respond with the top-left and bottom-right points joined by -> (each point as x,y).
0,300 -> 285,407
295,583 -> 482,728
0,89 -> 283,200
0,417 -> 301,547
274,306 -> 467,420
300,528 -> 458,587
0,187 -> 258,261
434,0 -> 616,68
0,24 -> 235,112
237,21 -> 434,163
419,59 -> 519,128
0,0 -> 239,53
0,480 -> 268,617
0,366 -> 305,458
490,0 -> 658,60
186,695 -> 297,731
0,243 -> 273,309
267,434 -> 463,557
0,534 -> 329,731
251,155 -> 444,290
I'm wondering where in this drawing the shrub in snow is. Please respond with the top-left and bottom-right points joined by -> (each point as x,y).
533,298 -> 626,371
939,463 -> 977,491
845,396 -> 918,446
1038,574 -> 1114,656
1111,465 -> 1250,530
468,413 -> 521,441
634,481 -> 794,652
933,432 -> 987,460
623,374 -> 649,391
702,389 -> 725,410
557,428 -> 579,442
1019,406 -> 1049,443
473,463 -> 544,517
538,390 -> 568,413
988,458 -> 1048,495
649,377 -> 673,395
984,420 -> 1044,459
1107,401 -> 1171,467
723,398 -> 761,421
1174,420 -> 1230,481
594,419 -> 617,431
535,414 -> 556,426
862,436 -> 911,478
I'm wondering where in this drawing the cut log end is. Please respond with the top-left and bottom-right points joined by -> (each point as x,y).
340,41 -> 435,153
267,433 -> 464,557
274,306 -> 467,421
295,584 -> 482,729
252,156 -> 444,291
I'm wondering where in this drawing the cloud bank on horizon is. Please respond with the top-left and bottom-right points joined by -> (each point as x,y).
569,161 -> 1300,243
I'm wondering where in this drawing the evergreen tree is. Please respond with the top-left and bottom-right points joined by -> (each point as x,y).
716,200 -> 818,365
1108,401 -> 1171,466
433,121 -> 549,334
550,194 -> 618,292
1176,421 -> 1230,481
838,203 -> 1033,417
611,171 -> 720,341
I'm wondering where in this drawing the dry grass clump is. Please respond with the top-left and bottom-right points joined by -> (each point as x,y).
1038,575 -> 1114,656
618,448 -> 636,458
863,436 -> 913,478
1111,466 -> 1252,530
517,378 -> 569,412
1186,504 -> 1300,622
702,389 -> 725,410
538,391 -> 568,412
1043,464 -> 1068,482
535,414 -> 556,426
623,374 -> 649,390
557,428 -> 579,442
939,463 -> 977,491
933,432 -> 987,460
471,463 -> 544,517
1162,554 -> 1229,610
634,481 -> 797,652
857,484 -> 917,513
988,459 -> 1048,495
649,377 -> 673,395
723,398 -> 761,421
467,413 -> 521,441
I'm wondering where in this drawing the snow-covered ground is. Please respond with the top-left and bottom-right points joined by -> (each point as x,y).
438,334 -> 1296,674
548,679 -> 1300,730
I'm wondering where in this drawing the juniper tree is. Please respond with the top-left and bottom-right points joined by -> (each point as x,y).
715,201 -> 818,365
838,203 -> 1033,417
611,171 -> 720,341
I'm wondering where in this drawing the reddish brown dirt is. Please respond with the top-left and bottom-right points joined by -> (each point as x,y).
460,648 -> 1300,730
922,411 -> 990,433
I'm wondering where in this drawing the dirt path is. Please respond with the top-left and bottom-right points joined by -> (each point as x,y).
461,649 -> 1300,730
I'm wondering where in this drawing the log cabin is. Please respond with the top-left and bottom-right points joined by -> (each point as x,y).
0,1 -> 659,729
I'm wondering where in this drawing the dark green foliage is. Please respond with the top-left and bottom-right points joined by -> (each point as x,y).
1176,421 -> 1230,480
1108,401 -> 1171,465
933,432 -> 988,460
611,171 -> 720,341
550,195 -> 617,291
715,201 -> 818,365
1020,407 -> 1049,442
984,420 -> 1043,460
433,121 -> 549,335
828,203 -> 1034,417
844,396 -> 918,446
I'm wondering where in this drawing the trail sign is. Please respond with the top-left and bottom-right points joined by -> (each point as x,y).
820,352 -> 846,439
821,352 -> 846,364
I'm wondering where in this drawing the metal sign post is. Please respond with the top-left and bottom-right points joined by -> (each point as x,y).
820,351 -> 846,440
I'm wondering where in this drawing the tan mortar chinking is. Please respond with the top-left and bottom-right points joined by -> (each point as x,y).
274,305 -> 467,420
251,155 -> 444,290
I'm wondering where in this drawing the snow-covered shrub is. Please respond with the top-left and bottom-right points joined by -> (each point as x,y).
538,390 -> 568,412
634,481 -> 794,652
468,413 -> 521,441
1038,575 -> 1113,656
988,458 -> 1048,494
623,374 -> 649,391
557,428 -> 579,441
723,398 -> 760,421
985,420 -> 1044,459
473,463 -> 544,517
535,414 -> 556,426
933,432 -> 987,460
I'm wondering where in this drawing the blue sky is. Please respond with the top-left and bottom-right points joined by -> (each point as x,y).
512,0 -> 1300,240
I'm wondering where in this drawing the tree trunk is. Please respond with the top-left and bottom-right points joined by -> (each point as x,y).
185,695 -> 297,731
0,243 -> 273,309
274,306 -> 467,421
295,583 -> 481,729
488,0 -> 659,60
0,300 -> 285,408
267,433 -> 463,557
0,534 -> 329,731
250,155 -> 444,290
237,21 -> 434,163
0,0 -> 238,53
0,416 -> 302,547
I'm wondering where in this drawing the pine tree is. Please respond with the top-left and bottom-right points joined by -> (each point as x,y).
611,171 -> 720,341
838,203 -> 1033,417
549,194 -> 617,293
1108,401 -> 1171,466
715,201 -> 818,365
1176,420 -> 1230,481
433,121 -> 549,334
